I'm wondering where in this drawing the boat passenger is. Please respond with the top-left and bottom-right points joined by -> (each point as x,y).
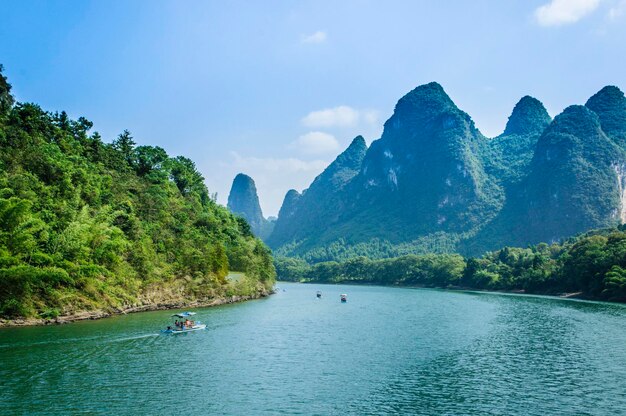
174,320 -> 180,327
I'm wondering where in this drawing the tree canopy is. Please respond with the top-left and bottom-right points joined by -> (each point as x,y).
0,65 -> 275,319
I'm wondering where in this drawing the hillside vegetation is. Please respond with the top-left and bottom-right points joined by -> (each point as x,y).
269,83 -> 626,262
0,66 -> 275,320
275,226 -> 626,303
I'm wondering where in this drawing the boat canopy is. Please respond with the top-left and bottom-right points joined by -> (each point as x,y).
171,312 -> 197,318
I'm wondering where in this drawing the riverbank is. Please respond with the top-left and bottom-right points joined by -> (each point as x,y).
446,286 -> 595,301
0,289 -> 272,328
300,280 -> 609,303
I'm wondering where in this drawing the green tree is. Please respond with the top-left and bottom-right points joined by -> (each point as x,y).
0,64 -> 14,114
112,129 -> 136,165
0,67 -> 275,319
602,265 -> 626,301
134,145 -> 168,178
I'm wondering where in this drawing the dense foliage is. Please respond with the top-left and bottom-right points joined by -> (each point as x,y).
482,95 -> 551,186
0,66 -> 274,319
267,136 -> 366,248
275,226 -> 626,303
271,84 -> 504,256
269,83 -> 626,262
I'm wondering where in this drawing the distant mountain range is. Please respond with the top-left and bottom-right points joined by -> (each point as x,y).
228,83 -> 626,262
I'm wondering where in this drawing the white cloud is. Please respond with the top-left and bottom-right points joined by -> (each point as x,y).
289,131 -> 340,155
535,0 -> 601,26
301,31 -> 327,44
302,106 -> 360,128
362,109 -> 380,126
301,106 -> 380,130
229,151 -> 329,173
220,152 -> 330,216
608,0 -> 626,19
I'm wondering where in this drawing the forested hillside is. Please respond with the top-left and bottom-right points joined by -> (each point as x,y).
275,226 -> 626,303
267,136 -> 366,248
270,82 -> 626,262
0,66 -> 275,320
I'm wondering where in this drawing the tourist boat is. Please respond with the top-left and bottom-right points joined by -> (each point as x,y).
316,291 -> 322,298
161,312 -> 206,334
340,294 -> 347,303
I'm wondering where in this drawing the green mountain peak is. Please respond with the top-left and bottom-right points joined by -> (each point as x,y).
586,85 -> 626,145
503,95 -> 551,136
227,173 -> 273,240
269,82 -> 626,263
268,137 -> 367,248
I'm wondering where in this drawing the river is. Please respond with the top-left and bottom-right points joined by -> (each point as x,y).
1,282 -> 625,415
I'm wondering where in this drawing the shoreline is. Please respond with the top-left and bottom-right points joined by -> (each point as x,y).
297,280 -> 614,303
0,290 -> 272,328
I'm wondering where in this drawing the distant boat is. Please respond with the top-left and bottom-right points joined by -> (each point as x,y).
161,312 -> 206,334
316,291 -> 322,298
340,294 -> 347,303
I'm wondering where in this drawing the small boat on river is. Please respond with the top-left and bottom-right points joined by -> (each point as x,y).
161,312 -> 206,334
340,294 -> 347,303
316,291 -> 322,298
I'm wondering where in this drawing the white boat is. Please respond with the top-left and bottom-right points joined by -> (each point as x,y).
161,312 -> 206,334
340,294 -> 347,303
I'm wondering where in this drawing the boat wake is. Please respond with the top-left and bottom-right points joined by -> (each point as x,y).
111,333 -> 161,343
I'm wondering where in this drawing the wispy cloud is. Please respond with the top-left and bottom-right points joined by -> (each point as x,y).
301,31 -> 327,44
289,131 -> 340,155
229,151 -> 328,172
608,0 -> 626,19
535,0 -> 601,26
301,106 -> 380,129
222,152 -> 330,216
361,110 -> 380,126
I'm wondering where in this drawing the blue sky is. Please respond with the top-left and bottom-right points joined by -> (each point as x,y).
2,0 -> 626,216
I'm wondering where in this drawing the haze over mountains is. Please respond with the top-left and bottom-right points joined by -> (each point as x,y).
228,82 -> 626,262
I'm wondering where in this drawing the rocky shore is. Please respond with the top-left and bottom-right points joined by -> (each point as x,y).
0,289 -> 272,328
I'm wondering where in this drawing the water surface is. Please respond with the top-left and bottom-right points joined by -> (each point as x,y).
1,283 -> 625,415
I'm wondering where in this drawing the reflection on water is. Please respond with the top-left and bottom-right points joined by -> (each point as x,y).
1,284 -> 625,415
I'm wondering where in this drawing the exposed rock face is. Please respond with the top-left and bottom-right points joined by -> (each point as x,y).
227,173 -> 273,240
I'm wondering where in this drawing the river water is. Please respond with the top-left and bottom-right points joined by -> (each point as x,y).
1,283 -> 625,415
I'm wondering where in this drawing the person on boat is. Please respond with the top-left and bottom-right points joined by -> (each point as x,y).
174,320 -> 180,327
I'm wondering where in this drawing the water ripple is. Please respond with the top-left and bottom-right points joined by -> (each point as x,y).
1,284 -> 625,415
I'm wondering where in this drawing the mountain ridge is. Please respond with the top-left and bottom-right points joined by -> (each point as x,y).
265,82 -> 626,263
